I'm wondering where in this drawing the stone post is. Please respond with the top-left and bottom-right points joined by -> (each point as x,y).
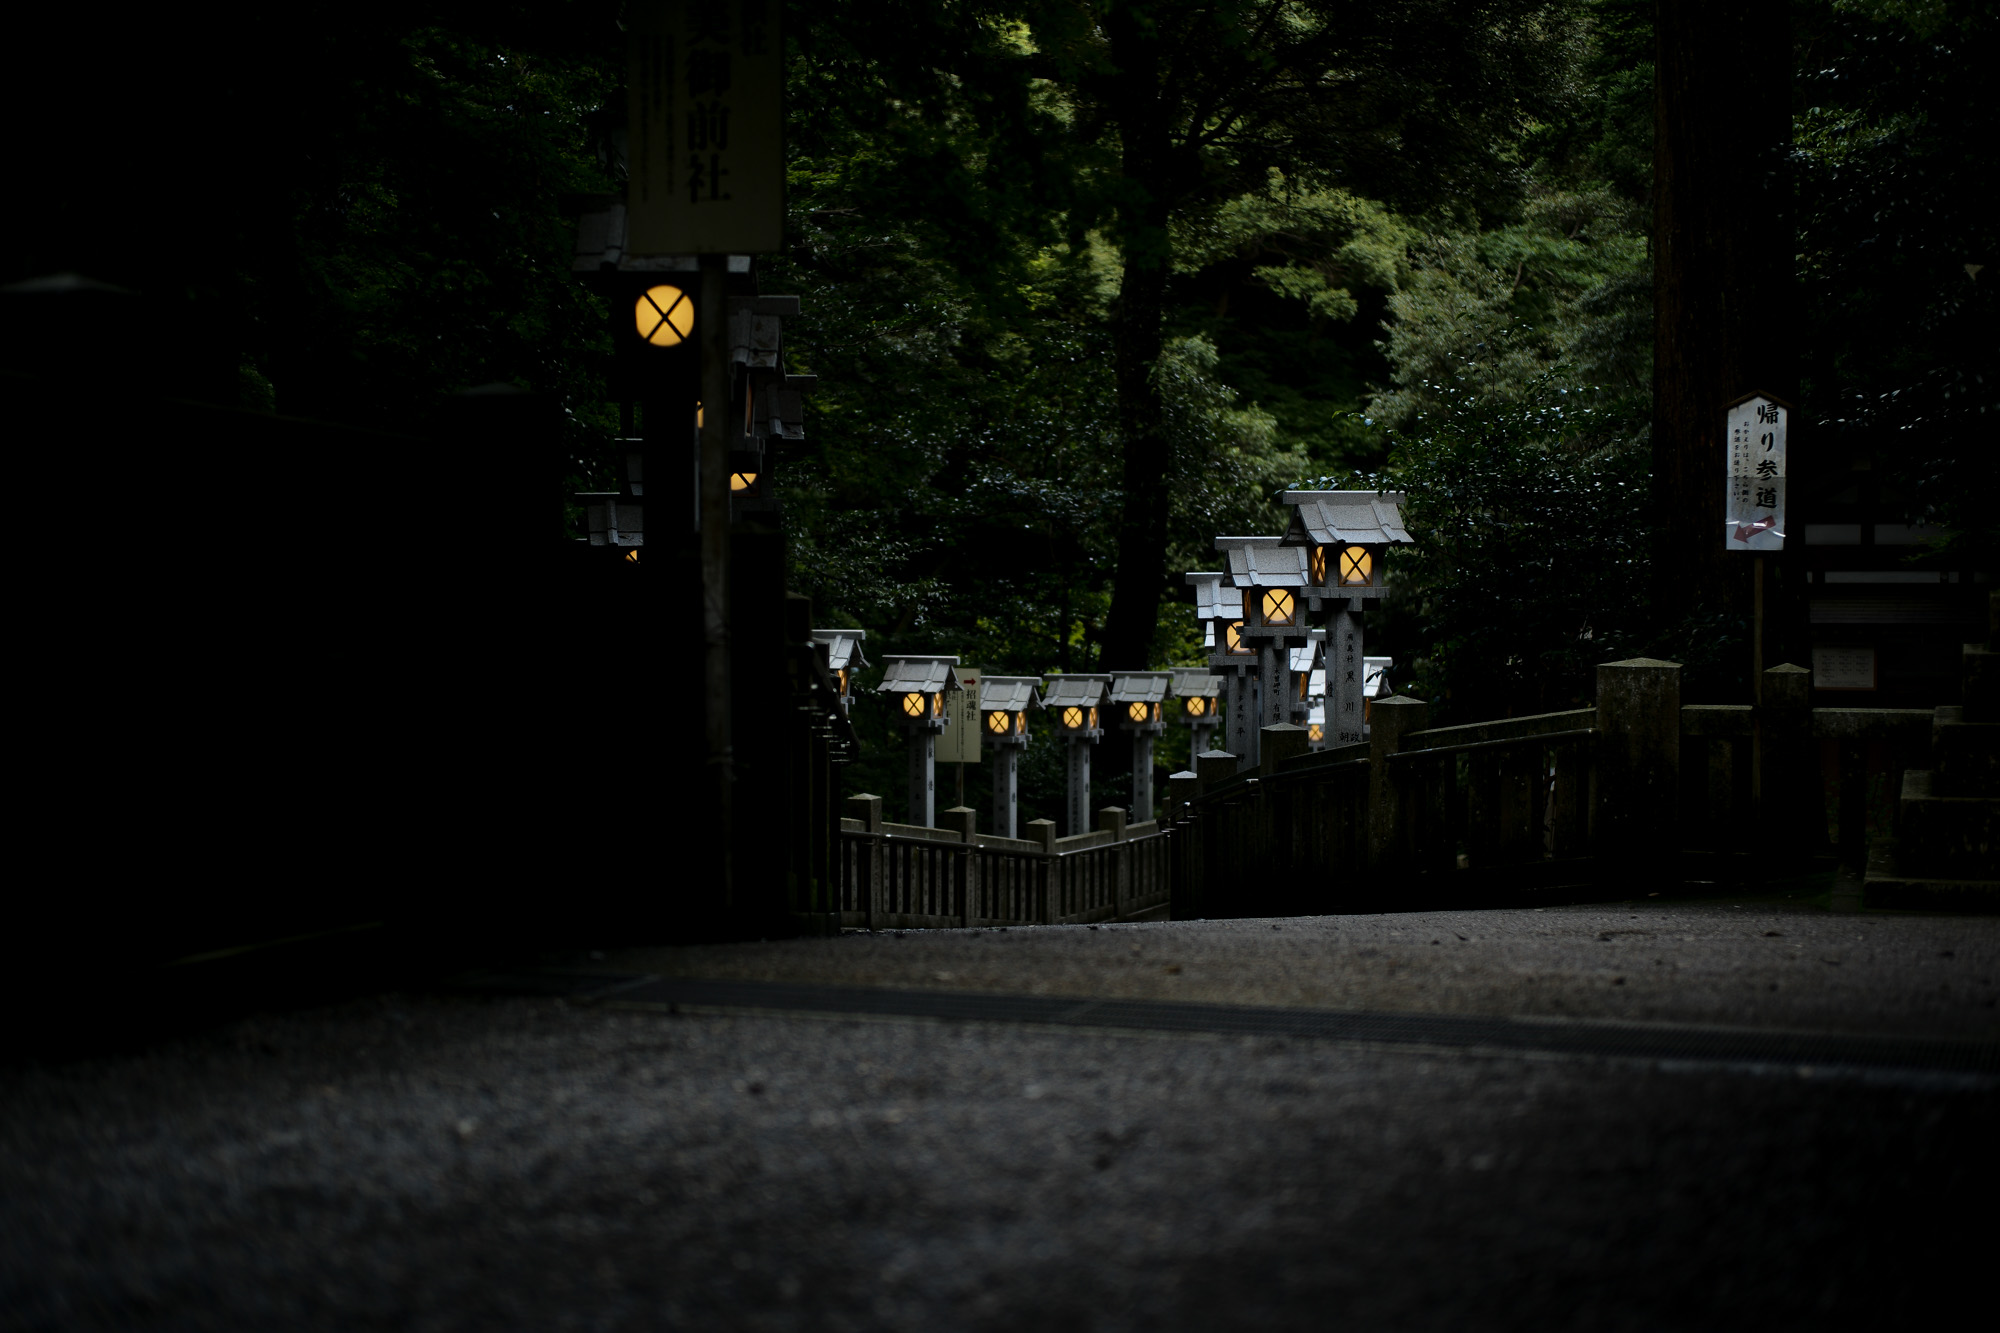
1226,668 -> 1258,769
1196,749 -> 1239,792
1131,733 -> 1156,821
844,793 -> 884,929
845,792 -> 884,831
1592,658 -> 1682,876
1166,770 -> 1200,824
1327,600 -> 1365,747
939,806 -> 977,842
1064,736 -> 1092,838
1025,817 -> 1058,924
1097,806 -> 1128,840
1099,806 -> 1128,919
1260,722 -> 1310,776
907,730 -> 936,827
1757,662 -> 1820,859
940,805 -> 978,925
991,746 -> 1020,839
1260,642 -> 1288,734
1368,696 -> 1430,869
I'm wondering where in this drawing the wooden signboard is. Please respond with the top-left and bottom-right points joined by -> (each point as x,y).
939,668 -> 981,765
1725,391 -> 1790,552
627,0 -> 784,255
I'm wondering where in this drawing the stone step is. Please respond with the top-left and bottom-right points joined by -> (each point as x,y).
1966,642 -> 1995,724
1896,769 -> 1999,879
1863,836 -> 2000,911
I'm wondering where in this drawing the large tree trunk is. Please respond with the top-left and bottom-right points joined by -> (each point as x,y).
1099,3 -> 1174,675
1652,0 -> 1798,675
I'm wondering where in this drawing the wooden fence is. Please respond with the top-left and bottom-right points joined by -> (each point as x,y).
838,797 -> 1172,930
838,658 -> 1948,927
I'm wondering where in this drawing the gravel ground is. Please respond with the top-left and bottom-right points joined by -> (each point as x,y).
602,902 -> 2000,1039
2,905 -> 1994,1332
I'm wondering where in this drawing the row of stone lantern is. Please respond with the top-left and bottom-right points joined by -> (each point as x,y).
819,652 -> 1221,836
1188,490 -> 1413,770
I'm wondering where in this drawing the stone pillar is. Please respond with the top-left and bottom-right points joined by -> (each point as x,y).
1368,695 -> 1430,868
1592,658 -> 1682,874
1166,770 -> 1200,824
990,746 -> 1020,839
1260,722 -> 1310,776
1328,601 -> 1365,748
1196,749 -> 1239,791
1226,668 -> 1257,769
1131,733 -> 1155,821
1261,642 -> 1289,732
1758,662 -> 1820,859
1064,736 -> 1092,838
907,730 -> 935,827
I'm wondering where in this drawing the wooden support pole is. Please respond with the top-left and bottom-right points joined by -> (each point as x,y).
698,255 -> 734,912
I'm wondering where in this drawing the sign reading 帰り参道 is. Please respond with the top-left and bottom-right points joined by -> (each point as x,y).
1724,391 -> 1791,552
627,0 -> 783,255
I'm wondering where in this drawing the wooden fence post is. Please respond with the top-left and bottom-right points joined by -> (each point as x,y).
1260,723 -> 1309,776
1099,806 -> 1127,919
1593,658 -> 1681,878
1026,818 -> 1057,924
1166,770 -> 1199,825
941,806 -> 977,926
846,794 -> 883,929
1368,696 -> 1430,870
1758,663 -> 1819,863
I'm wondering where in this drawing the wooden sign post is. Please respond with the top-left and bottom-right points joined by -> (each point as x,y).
1724,391 -> 1793,702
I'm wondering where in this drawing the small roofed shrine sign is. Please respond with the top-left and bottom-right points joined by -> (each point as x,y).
627,0 -> 783,255
1724,391 -> 1790,552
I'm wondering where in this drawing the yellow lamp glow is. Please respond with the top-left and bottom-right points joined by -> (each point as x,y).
1062,706 -> 1084,729
1015,711 -> 1026,735
1308,723 -> 1324,743
1226,621 -> 1249,654
634,285 -> 694,346
987,710 -> 1010,735
1339,546 -> 1373,586
932,692 -> 943,718
1089,706 -> 1099,729
1128,701 -> 1148,723
1187,696 -> 1207,718
624,550 -> 639,564
1310,546 -> 1327,584
1262,589 -> 1295,625
902,692 -> 925,718
730,471 -> 758,492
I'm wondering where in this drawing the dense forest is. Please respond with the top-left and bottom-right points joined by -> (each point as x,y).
7,1 -> 1991,820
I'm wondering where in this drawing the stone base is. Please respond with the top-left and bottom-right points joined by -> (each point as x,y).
1897,769 -> 1999,879
1863,838 -> 2000,912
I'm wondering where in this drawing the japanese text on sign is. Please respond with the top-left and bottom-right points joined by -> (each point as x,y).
1724,394 -> 1788,552
627,1 -> 783,255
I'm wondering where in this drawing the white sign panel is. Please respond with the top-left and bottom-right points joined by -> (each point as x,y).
1725,394 -> 1788,551
627,0 -> 784,255
1812,646 -> 1876,691
939,668 -> 981,764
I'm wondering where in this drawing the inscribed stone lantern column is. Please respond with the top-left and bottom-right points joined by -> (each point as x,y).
810,628 -> 869,716
977,675 -> 1043,839
1041,674 -> 1112,837
1171,667 -> 1222,755
1109,670 -> 1174,820
875,655 -> 963,827
1279,491 -> 1415,748
1188,570 -> 1256,762
1218,536 -> 1314,771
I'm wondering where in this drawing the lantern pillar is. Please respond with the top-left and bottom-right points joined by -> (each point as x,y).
1131,734 -> 1155,820
1226,668 -> 1257,768
1064,735 -> 1092,838
1261,642 -> 1289,733
991,746 -> 1019,840
1328,599 -> 1366,747
908,730 -> 936,828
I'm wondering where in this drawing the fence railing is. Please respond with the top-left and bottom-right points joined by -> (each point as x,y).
838,797 -> 1170,930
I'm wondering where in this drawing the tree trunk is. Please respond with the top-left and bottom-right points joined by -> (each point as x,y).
1099,3 -> 1174,674
1652,0 -> 1796,661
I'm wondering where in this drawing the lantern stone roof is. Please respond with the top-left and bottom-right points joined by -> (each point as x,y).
1277,491 -> 1414,546
811,628 -> 869,672
978,676 -> 1043,713
1039,674 -> 1112,709
1171,668 -> 1222,700
1185,571 -> 1231,621
1289,640 -> 1323,675
875,655 -> 963,695
1364,656 -> 1392,699
1308,667 -> 1325,699
1216,536 -> 1310,588
1107,671 -> 1175,705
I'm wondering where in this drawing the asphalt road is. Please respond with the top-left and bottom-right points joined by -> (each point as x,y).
2,902 -> 1994,1332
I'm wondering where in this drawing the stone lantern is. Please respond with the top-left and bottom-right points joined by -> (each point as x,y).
977,675 -> 1043,839
875,654 -> 964,827
1217,536 -> 1314,770
1109,670 -> 1175,820
1171,667 -> 1222,755
1279,491 -> 1414,748
1190,567 -> 1258,764
1041,673 -> 1111,836
810,628 -> 869,716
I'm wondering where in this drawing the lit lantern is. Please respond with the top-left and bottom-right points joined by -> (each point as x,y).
811,629 -> 869,717
1041,674 -> 1112,837
1338,545 -> 1373,586
1110,671 -> 1175,820
875,654 -> 965,828
976,676 -> 1044,838
1278,489 -> 1415,748
1211,534 -> 1315,770
633,285 -> 694,346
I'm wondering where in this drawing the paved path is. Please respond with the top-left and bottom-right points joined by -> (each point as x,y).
3,902 -> 1994,1331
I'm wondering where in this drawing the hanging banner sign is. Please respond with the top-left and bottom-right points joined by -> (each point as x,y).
1724,391 -> 1790,552
627,0 -> 784,255
938,668 -> 981,764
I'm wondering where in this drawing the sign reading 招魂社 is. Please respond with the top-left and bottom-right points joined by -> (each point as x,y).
627,0 -> 783,255
1724,392 -> 1790,552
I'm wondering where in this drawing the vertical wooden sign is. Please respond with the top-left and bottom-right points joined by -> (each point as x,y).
627,0 -> 784,255
1724,391 -> 1791,552
939,668 -> 982,765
